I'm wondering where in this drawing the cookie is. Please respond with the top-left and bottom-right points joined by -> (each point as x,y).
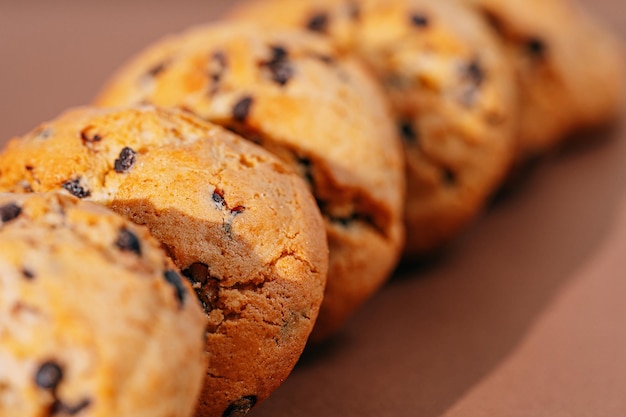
0,192 -> 206,417
463,0 -> 625,157
95,23 -> 406,341
228,0 -> 518,255
0,106 -> 328,417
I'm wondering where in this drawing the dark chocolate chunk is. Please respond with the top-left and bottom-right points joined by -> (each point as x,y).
443,168 -> 457,186
195,277 -> 220,312
222,396 -> 257,417
62,178 -> 90,199
297,157 -> 315,186
314,54 -> 335,65
263,46 -> 294,86
182,263 -> 220,311
268,62 -> 293,86
209,51 -> 228,94
164,270 -> 187,307
35,361 -> 63,391
232,96 -> 254,123
0,202 -> 21,223
147,61 -> 168,77
114,147 -> 137,173
22,268 -> 35,280
306,12 -> 329,32
398,120 -> 417,142
36,128 -> 54,140
212,188 -> 226,210
115,228 -> 142,256
230,205 -> 245,215
270,45 -> 288,62
331,213 -> 358,228
182,262 -> 210,285
80,127 -> 102,144
50,398 -> 91,416
410,13 -> 429,27
348,2 -> 361,20
463,59 -> 485,87
526,37 -> 547,58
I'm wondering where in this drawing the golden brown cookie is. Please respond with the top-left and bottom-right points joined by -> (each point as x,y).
0,106 -> 328,417
95,23 -> 406,341
0,192 -> 206,417
229,0 -> 518,256
463,0 -> 625,157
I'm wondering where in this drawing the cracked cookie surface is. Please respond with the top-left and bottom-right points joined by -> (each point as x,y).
229,0 -> 518,256
0,192 -> 206,417
0,106 -> 328,417
95,23 -> 405,341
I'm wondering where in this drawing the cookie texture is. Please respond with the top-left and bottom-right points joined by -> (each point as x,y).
0,106 -> 328,417
0,192 -> 206,417
95,23 -> 405,341
229,0 -> 518,256
464,0 -> 625,157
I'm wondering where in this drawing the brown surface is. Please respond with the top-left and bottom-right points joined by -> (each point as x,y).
1,1 -> 625,416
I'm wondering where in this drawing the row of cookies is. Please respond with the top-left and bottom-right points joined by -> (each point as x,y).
0,0 -> 622,416
227,0 -> 624,253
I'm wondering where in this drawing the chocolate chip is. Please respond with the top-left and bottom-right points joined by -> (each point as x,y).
164,270 -> 187,307
314,54 -> 335,65
410,13 -> 429,27
80,127 -> 102,144
526,37 -> 547,58
212,188 -> 226,210
348,3 -> 361,20
62,178 -> 90,199
115,228 -> 142,256
463,59 -> 485,87
0,202 -> 21,223
35,361 -> 63,391
182,263 -> 220,311
270,45 -> 288,62
331,213 -> 358,227
195,278 -> 220,312
182,262 -> 209,285
50,398 -> 91,416
222,396 -> 257,417
262,46 -> 294,86
209,51 -> 228,94
398,120 -> 417,142
306,12 -> 329,32
22,268 -> 35,280
36,128 -> 54,139
443,168 -> 457,186
147,61 -> 168,77
114,147 -> 137,173
297,157 -> 314,185
230,205 -> 245,215
232,96 -> 254,123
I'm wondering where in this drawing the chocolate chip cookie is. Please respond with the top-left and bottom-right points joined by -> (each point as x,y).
0,106 -> 328,417
0,192 -> 206,417
95,23 -> 406,341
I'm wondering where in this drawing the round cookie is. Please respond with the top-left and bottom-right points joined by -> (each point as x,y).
95,23 -> 406,341
0,192 -> 205,417
228,0 -> 518,256
463,0 -> 625,157
0,106 -> 328,417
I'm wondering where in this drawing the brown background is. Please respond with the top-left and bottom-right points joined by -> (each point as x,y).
1,1 -> 625,416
